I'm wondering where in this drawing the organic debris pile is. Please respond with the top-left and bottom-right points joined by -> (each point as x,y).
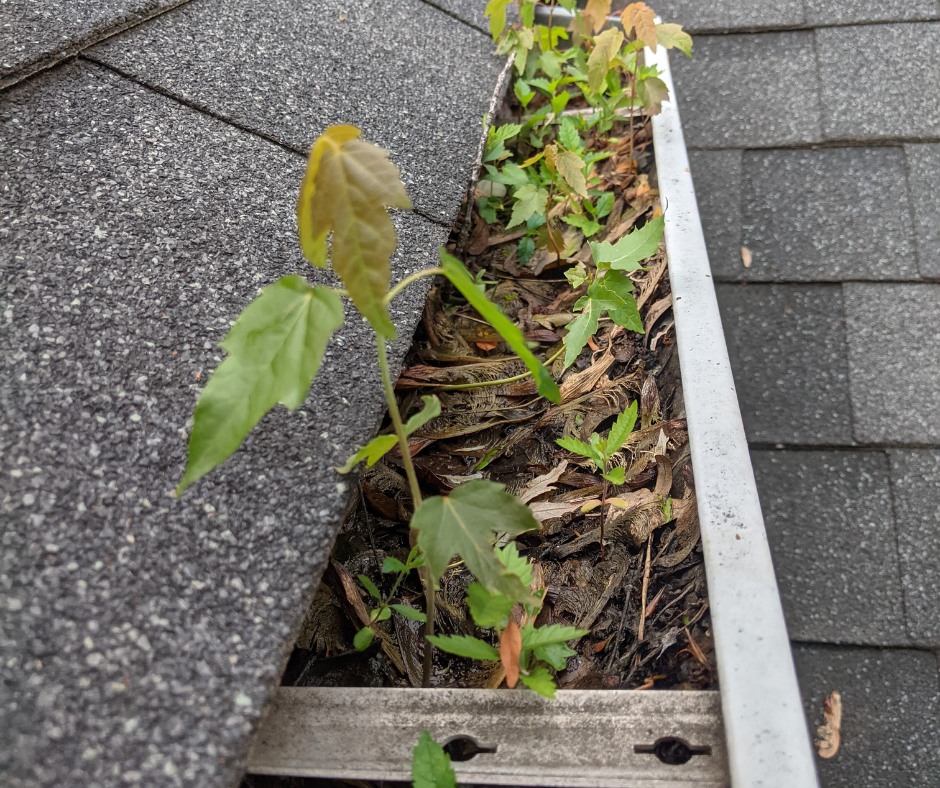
282,115 -> 715,694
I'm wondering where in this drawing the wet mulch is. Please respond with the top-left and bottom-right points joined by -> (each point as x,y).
280,116 -> 716,697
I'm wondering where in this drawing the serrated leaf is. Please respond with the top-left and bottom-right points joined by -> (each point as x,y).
607,401 -> 638,455
557,116 -> 582,151
562,298 -> 601,368
588,271 -> 643,333
467,583 -> 515,629
587,28 -> 624,94
556,150 -> 589,198
636,75 -> 670,115
412,730 -> 457,788
382,556 -> 407,574
514,79 -> 535,108
521,623 -> 589,649
496,542 -> 534,588
413,480 -> 539,604
178,277 -> 343,494
562,214 -> 601,237
440,251 -> 561,403
534,641 -> 577,670
297,126 -> 410,339
426,634 -> 500,661
551,90 -> 570,117
484,0 -> 514,40
602,466 -> 626,485
336,433 -> 398,474
557,436 -> 605,468
520,665 -> 557,698
622,2 -> 657,51
353,627 -> 374,651
486,162 -> 530,188
507,183 -> 549,228
518,236 -> 536,266
391,604 -> 427,623
564,265 -> 588,288
358,574 -> 381,599
656,23 -> 692,56
590,215 -> 664,271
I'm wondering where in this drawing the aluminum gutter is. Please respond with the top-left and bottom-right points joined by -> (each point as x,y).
646,39 -> 820,788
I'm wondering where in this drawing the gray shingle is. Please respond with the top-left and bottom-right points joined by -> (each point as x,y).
427,0 -> 491,32
87,0 -> 503,224
0,0 -> 183,86
670,32 -> 822,149
751,451 -> 906,645
655,0 -> 804,32
888,451 -> 940,645
805,0 -> 940,26
844,284 -> 940,444
740,147 -> 918,281
905,144 -> 940,279
817,23 -> 940,142
0,60 -> 445,788
689,150 -> 743,277
794,645 -> 940,787
716,285 -> 853,445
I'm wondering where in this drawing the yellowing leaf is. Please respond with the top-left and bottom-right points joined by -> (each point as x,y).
582,0 -> 612,35
637,75 -> 670,115
587,28 -> 624,94
484,0 -> 514,40
500,620 -> 522,688
656,23 -> 692,57
178,277 -> 344,494
297,126 -> 411,339
556,150 -> 589,198
622,2 -> 657,51
336,434 -> 397,474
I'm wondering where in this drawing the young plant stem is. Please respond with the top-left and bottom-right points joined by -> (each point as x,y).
376,333 -> 437,687
386,267 -> 444,305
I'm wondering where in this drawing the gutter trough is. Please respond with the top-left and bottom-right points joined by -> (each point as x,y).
246,23 -> 820,788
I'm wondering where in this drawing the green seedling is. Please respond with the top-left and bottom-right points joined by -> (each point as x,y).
557,401 -> 638,557
354,547 -> 427,651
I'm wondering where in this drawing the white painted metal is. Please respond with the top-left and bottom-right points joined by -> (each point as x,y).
646,37 -> 820,788
248,687 -> 729,787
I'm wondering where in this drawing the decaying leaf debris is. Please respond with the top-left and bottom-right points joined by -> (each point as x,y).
281,116 -> 714,697
816,691 -> 842,759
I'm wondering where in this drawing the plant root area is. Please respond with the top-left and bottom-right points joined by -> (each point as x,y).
278,117 -> 716,702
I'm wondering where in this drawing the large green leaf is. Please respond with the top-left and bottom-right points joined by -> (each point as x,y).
440,251 -> 561,403
534,641 -> 577,670
426,634 -> 500,661
412,479 -> 539,600
412,731 -> 457,788
296,125 -> 411,339
590,215 -> 664,271
178,277 -> 343,494
562,297 -> 601,368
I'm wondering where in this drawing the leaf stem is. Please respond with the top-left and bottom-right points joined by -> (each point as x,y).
385,267 -> 444,304
376,332 -> 437,687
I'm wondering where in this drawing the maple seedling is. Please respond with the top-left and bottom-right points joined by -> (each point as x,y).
557,401 -> 638,557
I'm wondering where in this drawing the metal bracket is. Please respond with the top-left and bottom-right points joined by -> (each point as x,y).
247,687 -> 729,787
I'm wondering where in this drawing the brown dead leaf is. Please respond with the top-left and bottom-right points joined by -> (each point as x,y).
582,0 -> 613,34
816,691 -> 842,759
741,246 -> 752,268
519,460 -> 568,503
500,620 -> 522,689
529,498 -> 589,524
467,217 -> 490,256
622,3 -> 657,50
475,341 -> 499,352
